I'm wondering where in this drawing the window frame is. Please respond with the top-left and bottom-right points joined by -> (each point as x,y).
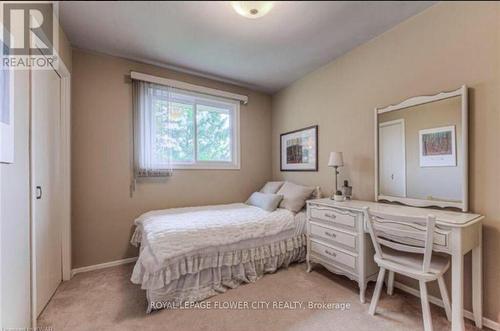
160,90 -> 241,170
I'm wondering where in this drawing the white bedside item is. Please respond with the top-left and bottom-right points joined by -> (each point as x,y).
306,199 -> 379,303
333,194 -> 346,202
365,209 -> 451,331
328,151 -> 344,200
306,198 -> 483,331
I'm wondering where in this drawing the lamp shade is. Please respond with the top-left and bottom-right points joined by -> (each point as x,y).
328,152 -> 344,167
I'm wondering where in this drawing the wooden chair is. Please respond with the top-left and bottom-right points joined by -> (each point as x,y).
364,208 -> 451,331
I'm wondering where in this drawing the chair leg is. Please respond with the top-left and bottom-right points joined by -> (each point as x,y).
369,268 -> 386,316
437,276 -> 451,322
386,270 -> 394,295
419,280 -> 434,331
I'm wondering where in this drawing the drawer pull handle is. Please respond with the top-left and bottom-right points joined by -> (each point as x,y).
325,250 -> 337,258
324,213 -> 336,219
325,231 -> 337,238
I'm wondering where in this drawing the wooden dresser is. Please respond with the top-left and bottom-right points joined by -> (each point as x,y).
306,199 -> 378,303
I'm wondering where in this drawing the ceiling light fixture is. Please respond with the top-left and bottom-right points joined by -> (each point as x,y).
231,1 -> 274,19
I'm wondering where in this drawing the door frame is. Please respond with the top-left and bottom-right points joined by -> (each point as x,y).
377,119 -> 407,198
30,50 -> 71,327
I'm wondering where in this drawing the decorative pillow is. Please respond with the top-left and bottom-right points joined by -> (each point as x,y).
277,182 -> 315,213
246,192 -> 284,212
259,181 -> 285,194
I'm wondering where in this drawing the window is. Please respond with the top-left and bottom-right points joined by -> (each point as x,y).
133,80 -> 240,176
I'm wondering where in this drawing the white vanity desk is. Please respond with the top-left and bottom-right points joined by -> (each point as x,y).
306,198 -> 483,331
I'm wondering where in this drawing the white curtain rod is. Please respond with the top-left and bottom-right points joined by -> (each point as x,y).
130,71 -> 248,105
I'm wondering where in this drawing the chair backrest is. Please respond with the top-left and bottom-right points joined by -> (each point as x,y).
364,207 -> 436,273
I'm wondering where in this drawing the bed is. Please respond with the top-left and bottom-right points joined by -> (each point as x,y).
130,201 -> 308,312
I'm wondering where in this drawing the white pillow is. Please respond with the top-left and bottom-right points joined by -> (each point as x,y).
277,182 -> 315,213
246,192 -> 284,212
259,181 -> 285,194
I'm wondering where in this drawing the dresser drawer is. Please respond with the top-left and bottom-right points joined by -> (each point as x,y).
310,222 -> 357,250
309,206 -> 357,230
310,240 -> 357,270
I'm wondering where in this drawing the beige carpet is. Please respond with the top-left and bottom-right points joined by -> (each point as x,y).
38,263 -> 482,331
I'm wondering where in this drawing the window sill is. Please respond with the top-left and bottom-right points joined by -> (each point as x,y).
171,163 -> 241,170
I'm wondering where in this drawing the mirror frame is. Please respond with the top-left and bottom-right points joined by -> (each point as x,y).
374,86 -> 468,212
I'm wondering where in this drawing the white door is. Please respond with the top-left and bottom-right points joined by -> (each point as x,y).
31,66 -> 62,316
379,120 -> 406,197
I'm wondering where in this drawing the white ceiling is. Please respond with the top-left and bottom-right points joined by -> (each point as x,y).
60,1 -> 435,93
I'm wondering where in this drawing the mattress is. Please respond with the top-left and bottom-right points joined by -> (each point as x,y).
130,203 -> 307,311
131,203 -> 304,273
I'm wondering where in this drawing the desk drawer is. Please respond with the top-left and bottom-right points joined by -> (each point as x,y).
310,223 -> 357,250
310,240 -> 357,270
310,206 -> 357,230
433,227 -> 451,251
371,217 -> 451,252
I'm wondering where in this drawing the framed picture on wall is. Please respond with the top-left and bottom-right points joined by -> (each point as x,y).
280,125 -> 318,171
419,125 -> 456,167
0,63 -> 14,164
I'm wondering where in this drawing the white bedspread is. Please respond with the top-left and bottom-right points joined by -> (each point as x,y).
132,203 -> 297,273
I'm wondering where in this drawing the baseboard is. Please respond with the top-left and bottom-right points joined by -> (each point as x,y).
394,281 -> 499,331
70,256 -> 138,277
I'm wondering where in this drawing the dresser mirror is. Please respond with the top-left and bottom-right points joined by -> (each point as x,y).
375,86 -> 468,211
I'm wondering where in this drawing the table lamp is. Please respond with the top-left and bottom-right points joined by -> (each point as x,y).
328,152 -> 344,201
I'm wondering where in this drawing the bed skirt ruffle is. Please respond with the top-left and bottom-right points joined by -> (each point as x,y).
130,227 -> 142,247
131,234 -> 306,313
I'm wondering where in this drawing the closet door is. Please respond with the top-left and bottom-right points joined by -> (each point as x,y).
31,66 -> 62,316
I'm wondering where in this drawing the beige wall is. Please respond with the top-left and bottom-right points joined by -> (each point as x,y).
272,2 -> 500,322
379,96 -> 463,201
71,49 -> 272,268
